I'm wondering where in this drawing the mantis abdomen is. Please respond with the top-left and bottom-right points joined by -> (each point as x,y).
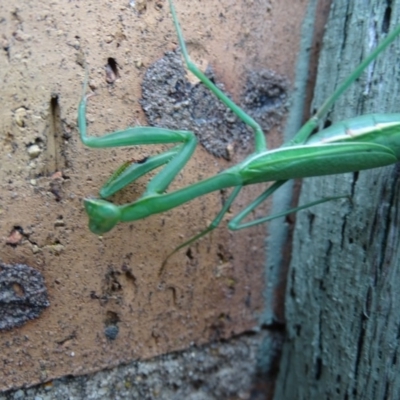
242,114 -> 400,183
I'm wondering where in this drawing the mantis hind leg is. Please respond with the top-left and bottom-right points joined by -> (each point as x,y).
228,181 -> 347,230
288,24 -> 400,147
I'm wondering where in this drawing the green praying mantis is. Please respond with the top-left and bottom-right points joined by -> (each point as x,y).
78,0 -> 400,264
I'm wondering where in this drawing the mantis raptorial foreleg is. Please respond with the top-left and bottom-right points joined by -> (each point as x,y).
78,0 -> 400,265
99,146 -> 181,198
79,102 -> 197,198
78,94 -> 198,234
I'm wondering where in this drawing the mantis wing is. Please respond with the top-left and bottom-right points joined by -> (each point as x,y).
242,142 -> 398,184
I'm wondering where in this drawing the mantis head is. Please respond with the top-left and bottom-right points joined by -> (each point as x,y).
84,199 -> 121,235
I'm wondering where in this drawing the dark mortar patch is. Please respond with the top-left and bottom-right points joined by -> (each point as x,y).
0,262 -> 49,331
141,49 -> 288,160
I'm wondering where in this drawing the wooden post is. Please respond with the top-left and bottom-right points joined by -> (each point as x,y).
274,0 -> 400,398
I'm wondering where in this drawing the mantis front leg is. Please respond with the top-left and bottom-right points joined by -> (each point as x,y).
78,93 -> 197,234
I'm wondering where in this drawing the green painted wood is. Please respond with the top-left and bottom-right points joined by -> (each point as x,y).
274,0 -> 400,399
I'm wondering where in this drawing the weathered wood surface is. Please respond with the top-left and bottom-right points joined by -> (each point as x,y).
274,0 -> 400,399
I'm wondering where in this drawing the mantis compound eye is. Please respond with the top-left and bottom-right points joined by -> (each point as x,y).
84,199 -> 121,235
